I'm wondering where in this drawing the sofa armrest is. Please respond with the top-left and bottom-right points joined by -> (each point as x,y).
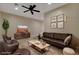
1,52 -> 11,55
64,35 -> 71,45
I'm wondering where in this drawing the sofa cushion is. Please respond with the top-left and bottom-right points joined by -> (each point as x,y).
53,33 -> 69,41
43,32 -> 49,38
43,37 -> 65,46
50,33 -> 53,39
43,32 -> 53,38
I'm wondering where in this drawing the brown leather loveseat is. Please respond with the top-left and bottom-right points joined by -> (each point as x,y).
14,27 -> 30,39
42,32 -> 72,48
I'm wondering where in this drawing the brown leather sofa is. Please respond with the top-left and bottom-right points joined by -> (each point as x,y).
14,27 -> 30,39
0,36 -> 19,55
42,32 -> 72,48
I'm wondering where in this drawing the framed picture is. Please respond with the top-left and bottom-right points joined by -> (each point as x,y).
50,22 -> 56,29
57,14 -> 64,21
58,22 -> 64,28
51,16 -> 57,22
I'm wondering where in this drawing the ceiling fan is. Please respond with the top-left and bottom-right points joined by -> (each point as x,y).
22,5 -> 40,15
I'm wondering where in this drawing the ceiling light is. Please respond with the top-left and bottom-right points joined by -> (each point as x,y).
14,3 -> 19,10
48,3 -> 52,5
15,7 -> 19,10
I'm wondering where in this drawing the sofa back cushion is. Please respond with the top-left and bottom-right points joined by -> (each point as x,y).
43,32 -> 53,39
17,28 -> 28,33
43,32 -> 72,41
53,33 -> 70,41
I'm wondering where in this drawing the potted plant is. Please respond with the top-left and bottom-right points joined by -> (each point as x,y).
2,18 -> 9,39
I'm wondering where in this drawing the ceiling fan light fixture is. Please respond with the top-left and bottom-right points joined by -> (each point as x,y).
48,3 -> 52,5
15,7 -> 19,10
14,3 -> 19,10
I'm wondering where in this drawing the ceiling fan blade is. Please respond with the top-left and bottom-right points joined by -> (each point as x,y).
24,10 -> 29,13
31,11 -> 34,15
33,10 -> 40,12
32,5 -> 36,9
22,5 -> 29,9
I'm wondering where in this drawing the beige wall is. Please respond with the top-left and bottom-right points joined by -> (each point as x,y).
0,12 -> 44,39
44,4 -> 79,48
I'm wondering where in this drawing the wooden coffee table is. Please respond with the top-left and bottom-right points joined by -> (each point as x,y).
28,40 -> 50,53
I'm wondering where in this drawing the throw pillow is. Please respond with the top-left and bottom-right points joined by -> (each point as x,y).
6,40 -> 12,44
64,35 -> 71,45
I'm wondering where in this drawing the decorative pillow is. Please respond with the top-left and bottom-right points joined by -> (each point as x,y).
6,40 -> 12,44
64,35 -> 71,45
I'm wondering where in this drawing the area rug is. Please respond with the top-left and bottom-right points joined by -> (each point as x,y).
17,38 -> 63,55
13,48 -> 30,55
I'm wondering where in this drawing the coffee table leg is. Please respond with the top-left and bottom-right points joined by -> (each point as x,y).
45,46 -> 50,52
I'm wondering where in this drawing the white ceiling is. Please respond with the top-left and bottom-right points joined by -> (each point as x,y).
0,3 -> 66,21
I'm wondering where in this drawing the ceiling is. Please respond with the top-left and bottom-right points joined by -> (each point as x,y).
0,3 -> 66,21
